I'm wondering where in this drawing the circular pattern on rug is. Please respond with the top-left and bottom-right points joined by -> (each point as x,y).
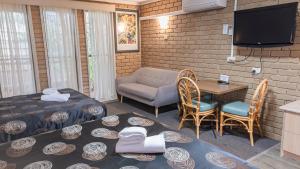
4,120 -> 27,135
0,106 -> 16,111
11,137 -> 36,150
102,115 -> 119,126
160,131 -> 182,142
66,163 -> 91,169
54,144 -> 76,155
128,117 -> 154,127
120,153 -> 156,161
6,147 -> 32,158
43,142 -> 67,155
0,160 -> 7,169
83,142 -> 107,154
167,158 -> 195,169
61,124 -> 82,140
23,161 -> 52,169
82,151 -> 107,161
91,128 -> 118,139
50,112 -> 69,123
205,152 -> 237,169
87,105 -> 104,116
164,147 -> 190,163
119,166 -> 139,169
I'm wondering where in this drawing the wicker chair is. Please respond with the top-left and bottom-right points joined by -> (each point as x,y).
177,77 -> 218,139
220,79 -> 268,146
176,69 -> 198,117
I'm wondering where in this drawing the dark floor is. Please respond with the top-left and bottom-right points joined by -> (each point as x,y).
106,98 -> 278,161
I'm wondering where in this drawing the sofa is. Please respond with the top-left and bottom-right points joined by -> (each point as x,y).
116,67 -> 179,117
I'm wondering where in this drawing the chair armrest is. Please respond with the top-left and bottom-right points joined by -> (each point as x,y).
154,83 -> 179,107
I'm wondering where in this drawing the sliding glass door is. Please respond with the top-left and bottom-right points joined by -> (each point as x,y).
85,10 -> 117,101
42,7 -> 78,90
0,3 -> 36,98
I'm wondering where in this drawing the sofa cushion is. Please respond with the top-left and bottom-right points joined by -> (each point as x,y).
118,83 -> 158,101
135,67 -> 178,88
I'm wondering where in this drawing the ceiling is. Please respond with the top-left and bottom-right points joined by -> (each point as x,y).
87,0 -> 158,5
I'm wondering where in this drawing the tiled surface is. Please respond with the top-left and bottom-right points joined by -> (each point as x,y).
249,144 -> 300,169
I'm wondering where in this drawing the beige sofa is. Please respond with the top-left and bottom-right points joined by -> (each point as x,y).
116,67 -> 179,117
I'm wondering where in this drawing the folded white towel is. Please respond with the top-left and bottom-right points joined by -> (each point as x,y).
41,93 -> 70,102
43,88 -> 59,95
118,127 -> 147,143
115,134 -> 166,153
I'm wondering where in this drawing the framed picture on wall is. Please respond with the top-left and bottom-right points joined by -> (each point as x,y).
114,9 -> 139,53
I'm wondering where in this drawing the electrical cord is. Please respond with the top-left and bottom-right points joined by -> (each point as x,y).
234,48 -> 253,63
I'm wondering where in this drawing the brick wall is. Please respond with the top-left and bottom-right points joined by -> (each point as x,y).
140,0 -> 300,140
115,4 -> 142,76
140,0 -> 182,17
30,4 -> 141,95
31,6 -> 48,90
76,10 -> 90,95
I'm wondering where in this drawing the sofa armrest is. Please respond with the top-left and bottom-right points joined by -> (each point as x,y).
116,75 -> 136,85
154,83 -> 179,107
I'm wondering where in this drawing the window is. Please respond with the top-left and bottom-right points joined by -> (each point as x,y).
84,10 -> 117,101
42,7 -> 78,90
0,4 -> 36,98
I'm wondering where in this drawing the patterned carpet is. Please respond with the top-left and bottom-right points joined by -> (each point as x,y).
106,98 -> 278,160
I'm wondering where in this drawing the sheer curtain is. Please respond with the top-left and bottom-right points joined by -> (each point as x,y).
0,3 -> 36,98
42,7 -> 78,90
85,10 -> 117,102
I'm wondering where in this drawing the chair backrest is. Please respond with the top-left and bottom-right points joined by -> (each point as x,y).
177,77 -> 201,113
250,79 -> 268,118
177,69 -> 197,82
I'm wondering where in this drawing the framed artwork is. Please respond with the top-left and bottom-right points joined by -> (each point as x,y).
114,9 -> 139,53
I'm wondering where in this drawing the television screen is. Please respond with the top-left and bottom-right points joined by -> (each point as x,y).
233,2 -> 298,47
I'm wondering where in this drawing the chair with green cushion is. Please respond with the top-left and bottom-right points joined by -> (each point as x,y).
177,77 -> 218,139
220,79 -> 268,146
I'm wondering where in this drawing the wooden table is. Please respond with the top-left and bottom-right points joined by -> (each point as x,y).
280,100 -> 300,160
197,80 -> 248,95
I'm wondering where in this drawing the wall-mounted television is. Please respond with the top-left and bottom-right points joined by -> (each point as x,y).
233,2 -> 298,47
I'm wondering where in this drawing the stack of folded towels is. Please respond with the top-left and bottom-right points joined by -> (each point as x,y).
41,88 -> 70,102
115,127 -> 166,153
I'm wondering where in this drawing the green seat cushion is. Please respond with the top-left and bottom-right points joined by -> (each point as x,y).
192,100 -> 217,112
222,101 -> 249,117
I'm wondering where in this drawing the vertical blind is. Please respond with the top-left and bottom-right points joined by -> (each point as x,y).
42,7 -> 78,90
85,10 -> 117,102
0,3 -> 36,98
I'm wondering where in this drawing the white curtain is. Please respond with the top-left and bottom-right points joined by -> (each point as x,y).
42,7 -> 78,90
0,3 -> 36,98
85,11 -> 117,102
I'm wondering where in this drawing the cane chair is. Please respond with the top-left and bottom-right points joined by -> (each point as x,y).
176,69 -> 198,117
220,79 -> 268,146
177,77 -> 218,139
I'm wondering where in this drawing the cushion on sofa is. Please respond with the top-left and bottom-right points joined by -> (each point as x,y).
118,83 -> 158,101
135,67 -> 178,88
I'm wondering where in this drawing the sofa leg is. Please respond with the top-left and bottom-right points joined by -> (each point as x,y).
120,95 -> 123,103
155,107 -> 158,118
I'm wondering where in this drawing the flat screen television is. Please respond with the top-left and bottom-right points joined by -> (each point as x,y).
233,2 -> 298,47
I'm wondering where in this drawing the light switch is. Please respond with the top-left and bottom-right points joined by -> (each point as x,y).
223,24 -> 229,35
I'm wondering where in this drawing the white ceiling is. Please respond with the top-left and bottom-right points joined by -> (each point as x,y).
88,0 -> 158,5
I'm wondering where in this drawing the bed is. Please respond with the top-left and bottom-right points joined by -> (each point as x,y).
0,112 -> 255,169
0,89 -> 106,143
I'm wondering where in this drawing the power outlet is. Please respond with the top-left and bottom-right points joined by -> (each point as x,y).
227,56 -> 236,63
251,67 -> 261,75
